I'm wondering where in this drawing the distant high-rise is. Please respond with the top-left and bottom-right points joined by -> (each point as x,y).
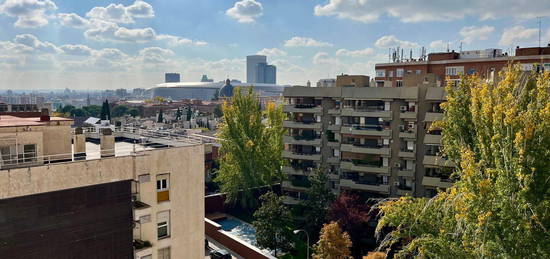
246,55 -> 277,84
200,75 -> 214,82
165,73 -> 181,83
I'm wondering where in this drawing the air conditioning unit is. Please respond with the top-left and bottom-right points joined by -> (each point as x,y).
394,162 -> 401,168
398,125 -> 405,131
394,181 -> 400,186
400,106 -> 408,112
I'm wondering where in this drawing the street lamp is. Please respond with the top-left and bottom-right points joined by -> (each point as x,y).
293,229 -> 309,259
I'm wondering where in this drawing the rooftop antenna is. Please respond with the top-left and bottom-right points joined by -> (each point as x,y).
538,17 -> 542,48
446,43 -> 450,53
459,41 -> 463,52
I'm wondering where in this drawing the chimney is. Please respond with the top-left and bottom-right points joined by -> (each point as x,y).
73,127 -> 86,160
40,108 -> 50,121
100,128 -> 115,157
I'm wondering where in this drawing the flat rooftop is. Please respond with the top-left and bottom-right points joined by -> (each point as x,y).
0,115 -> 72,127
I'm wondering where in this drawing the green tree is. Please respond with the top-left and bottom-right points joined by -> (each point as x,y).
252,191 -> 293,257
157,109 -> 164,123
376,66 -> 550,258
186,105 -> 192,121
59,105 -> 75,114
213,104 -> 223,118
71,108 -> 88,117
175,107 -> 182,121
214,87 -> 285,207
83,105 -> 101,117
299,169 -> 335,241
127,108 -> 139,117
100,100 -> 111,120
312,221 -> 352,259
111,105 -> 129,118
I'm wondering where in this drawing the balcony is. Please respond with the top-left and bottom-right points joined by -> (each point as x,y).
340,108 -> 392,118
399,130 -> 416,139
425,112 -> 444,122
283,166 -> 310,176
282,150 -> 321,161
133,239 -> 152,258
398,169 -> 415,178
283,180 -> 310,191
422,176 -> 453,188
341,161 -> 390,175
400,111 -> 417,120
339,179 -> 390,194
283,104 -> 322,114
398,150 -> 415,158
327,156 -> 340,164
327,124 -> 341,131
327,140 -> 340,147
397,188 -> 413,196
283,135 -> 321,146
423,155 -> 454,167
341,143 -> 390,156
424,134 -> 442,144
341,125 -> 392,137
283,120 -> 321,129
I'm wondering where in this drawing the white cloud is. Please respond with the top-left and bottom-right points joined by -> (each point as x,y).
13,34 -> 61,54
314,0 -> 550,23
499,25 -> 539,46
84,20 -> 156,42
86,0 -> 154,24
138,47 -> 174,64
336,47 -> 374,57
156,34 -> 207,46
313,52 -> 339,65
257,48 -> 287,57
374,35 -> 419,49
284,37 -> 333,47
0,0 -> 57,28
460,25 -> 494,44
59,44 -> 93,56
226,0 -> 263,23
57,13 -> 89,28
429,40 -> 450,51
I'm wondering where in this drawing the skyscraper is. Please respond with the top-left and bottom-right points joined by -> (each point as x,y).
246,55 -> 266,83
165,73 -> 181,83
246,55 -> 277,84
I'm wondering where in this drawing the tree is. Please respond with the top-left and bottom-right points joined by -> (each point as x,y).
175,107 -> 182,121
252,191 -> 293,257
376,66 -> 550,258
127,108 -> 139,117
83,105 -> 101,117
329,192 -> 375,257
111,105 -> 129,118
157,109 -> 164,123
299,169 -> 335,241
100,100 -> 111,120
186,105 -> 192,121
58,105 -> 75,114
212,89 -> 219,101
213,104 -> 223,118
214,87 -> 285,207
312,221 -> 352,259
71,108 -> 88,117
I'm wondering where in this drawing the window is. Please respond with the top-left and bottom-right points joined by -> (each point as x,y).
156,174 -> 170,202
157,211 -> 170,239
375,69 -> 385,77
445,66 -> 464,76
23,144 -> 36,162
0,145 -> 14,165
396,68 -> 404,77
396,80 -> 403,87
158,247 -> 170,259
388,71 -> 394,77
416,70 -> 422,74
407,141 -> 414,151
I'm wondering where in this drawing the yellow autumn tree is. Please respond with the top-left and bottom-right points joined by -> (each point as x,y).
313,221 -> 352,259
376,65 -> 550,258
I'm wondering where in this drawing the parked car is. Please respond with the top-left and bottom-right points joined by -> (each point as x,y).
210,249 -> 231,259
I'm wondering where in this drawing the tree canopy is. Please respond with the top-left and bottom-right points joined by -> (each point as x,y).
252,191 -> 293,256
298,168 -> 335,241
312,221 -> 352,259
376,66 -> 550,258
100,100 -> 111,120
214,87 -> 285,207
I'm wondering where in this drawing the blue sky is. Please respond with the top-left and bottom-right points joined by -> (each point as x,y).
1,0 -> 549,90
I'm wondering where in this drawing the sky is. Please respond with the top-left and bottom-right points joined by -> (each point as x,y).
1,0 -> 550,90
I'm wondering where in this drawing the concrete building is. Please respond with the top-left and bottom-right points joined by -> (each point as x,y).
317,79 -> 336,88
148,81 -> 287,101
282,74 -> 451,202
375,45 -> 550,87
0,114 -> 204,259
165,73 -> 181,83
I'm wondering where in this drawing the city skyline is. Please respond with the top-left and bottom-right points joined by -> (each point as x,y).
1,0 -> 550,90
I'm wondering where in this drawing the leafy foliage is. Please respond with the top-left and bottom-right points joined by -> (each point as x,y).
376,66 -> 550,258
157,109 -> 164,123
100,99 -> 111,120
215,87 -> 285,207
312,221 -> 352,259
111,105 -> 129,118
298,169 -> 335,241
252,191 -> 293,256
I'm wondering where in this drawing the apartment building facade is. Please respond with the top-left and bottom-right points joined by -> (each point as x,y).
282,74 -> 451,202
375,46 -> 550,88
0,114 -> 204,259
